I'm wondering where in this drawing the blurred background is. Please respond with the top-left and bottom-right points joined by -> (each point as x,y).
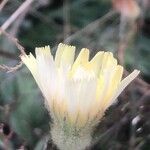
0,0 -> 150,149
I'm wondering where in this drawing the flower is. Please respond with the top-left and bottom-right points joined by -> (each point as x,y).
21,43 -> 139,150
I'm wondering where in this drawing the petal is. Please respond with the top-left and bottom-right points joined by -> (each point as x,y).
71,48 -> 90,74
55,43 -> 65,67
55,43 -> 75,67
102,65 -> 123,109
21,53 -> 39,86
66,77 -> 97,126
99,52 -> 117,74
89,51 -> 104,76
109,69 -> 140,106
35,46 -> 57,108
76,48 -> 90,63
60,44 -> 75,67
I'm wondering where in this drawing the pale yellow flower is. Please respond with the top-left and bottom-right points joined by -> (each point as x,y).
21,43 -> 139,150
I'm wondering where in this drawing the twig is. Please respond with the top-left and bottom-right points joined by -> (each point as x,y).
9,8 -> 29,37
30,9 -> 62,28
117,16 -> 137,65
0,49 -> 18,60
0,0 -> 9,12
63,0 -> 71,43
0,0 -> 34,33
64,10 -> 116,43
0,62 -> 23,73
0,0 -> 35,73
0,29 -> 26,55
0,29 -> 25,72
128,86 -> 137,150
88,115 -> 129,149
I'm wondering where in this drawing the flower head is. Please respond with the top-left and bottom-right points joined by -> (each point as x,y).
21,43 -> 139,150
